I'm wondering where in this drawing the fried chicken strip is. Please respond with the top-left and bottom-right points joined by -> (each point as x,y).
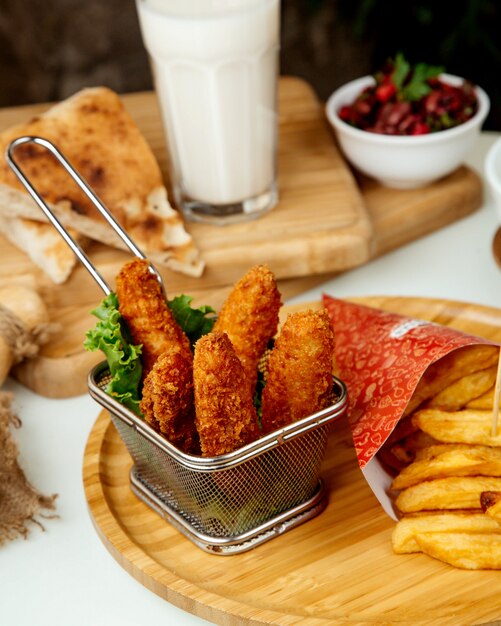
115,258 -> 191,375
193,331 -> 260,456
261,309 -> 335,433
140,351 -> 199,454
213,264 -> 281,395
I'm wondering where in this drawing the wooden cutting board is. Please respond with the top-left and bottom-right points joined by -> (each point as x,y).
0,77 -> 482,397
0,76 -> 372,295
83,296 -> 501,626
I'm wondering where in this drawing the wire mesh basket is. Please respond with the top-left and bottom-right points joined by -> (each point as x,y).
89,362 -> 348,554
4,136 -> 349,555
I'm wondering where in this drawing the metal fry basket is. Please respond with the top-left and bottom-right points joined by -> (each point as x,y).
89,363 -> 347,554
6,136 -> 349,555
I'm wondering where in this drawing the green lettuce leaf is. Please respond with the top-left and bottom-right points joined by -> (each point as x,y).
84,290 -> 216,415
84,292 -> 143,415
167,294 -> 216,346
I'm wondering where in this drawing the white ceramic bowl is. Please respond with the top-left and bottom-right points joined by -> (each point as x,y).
485,137 -> 501,222
326,73 -> 490,189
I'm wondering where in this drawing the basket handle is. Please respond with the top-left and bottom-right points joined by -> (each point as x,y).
6,135 -> 165,296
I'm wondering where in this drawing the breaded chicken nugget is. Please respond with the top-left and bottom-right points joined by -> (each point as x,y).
213,265 -> 281,394
261,309 -> 335,433
193,331 -> 260,456
116,258 -> 191,375
140,350 -> 199,454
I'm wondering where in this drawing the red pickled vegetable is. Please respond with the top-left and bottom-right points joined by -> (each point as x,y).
338,53 -> 479,136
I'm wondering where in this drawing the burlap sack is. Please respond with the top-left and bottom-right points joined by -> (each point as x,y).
0,391 -> 57,545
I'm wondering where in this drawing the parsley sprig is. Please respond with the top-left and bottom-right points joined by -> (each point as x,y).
391,52 -> 444,101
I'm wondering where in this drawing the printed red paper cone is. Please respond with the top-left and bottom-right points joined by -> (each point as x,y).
323,295 -> 498,468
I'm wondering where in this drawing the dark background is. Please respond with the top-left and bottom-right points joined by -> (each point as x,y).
0,0 -> 500,129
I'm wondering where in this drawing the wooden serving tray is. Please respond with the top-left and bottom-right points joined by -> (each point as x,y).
83,296 -> 501,626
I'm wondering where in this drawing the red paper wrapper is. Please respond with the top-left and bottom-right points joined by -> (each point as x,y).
323,295 -> 498,470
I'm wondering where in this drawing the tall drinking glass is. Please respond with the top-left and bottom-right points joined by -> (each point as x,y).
135,0 -> 280,225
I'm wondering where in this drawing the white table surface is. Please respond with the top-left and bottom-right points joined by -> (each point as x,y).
2,132 -> 500,626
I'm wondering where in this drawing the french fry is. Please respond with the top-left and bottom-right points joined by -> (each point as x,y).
377,446 -> 406,474
481,490 -> 501,510
390,431 -> 440,465
480,490 -> 501,524
395,476 -> 501,513
412,408 -> 501,447
392,511 -> 500,553
466,386 -> 494,410
414,443 -> 472,461
401,430 -> 439,451
391,446 -> 501,490
387,348 -> 501,569
388,442 -> 415,466
385,414 -> 419,447
403,345 -> 499,417
415,532 -> 501,570
426,366 -> 497,411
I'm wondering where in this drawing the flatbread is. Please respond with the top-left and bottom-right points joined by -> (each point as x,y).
0,215 -> 87,285
0,87 -> 204,277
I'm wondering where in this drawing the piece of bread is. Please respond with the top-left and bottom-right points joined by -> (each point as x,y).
0,214 -> 87,284
0,87 -> 204,277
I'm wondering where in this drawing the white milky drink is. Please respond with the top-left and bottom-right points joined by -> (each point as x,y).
136,0 -> 280,222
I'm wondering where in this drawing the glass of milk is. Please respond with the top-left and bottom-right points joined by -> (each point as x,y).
135,0 -> 280,224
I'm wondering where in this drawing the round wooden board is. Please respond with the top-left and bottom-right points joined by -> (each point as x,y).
83,296 -> 501,626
